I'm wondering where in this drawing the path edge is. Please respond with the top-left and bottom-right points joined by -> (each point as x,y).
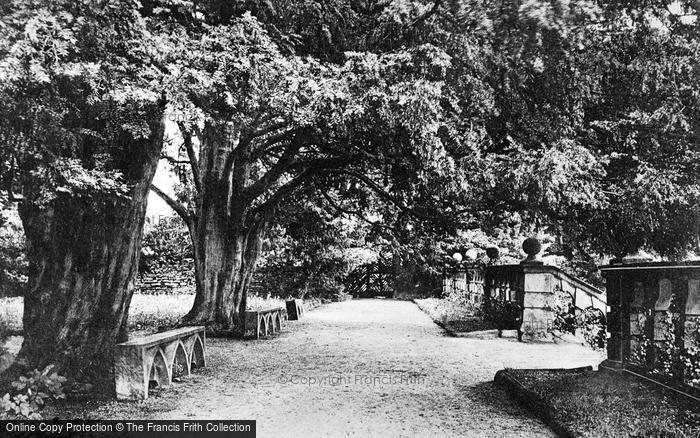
411,299 -> 458,337
493,368 -> 591,438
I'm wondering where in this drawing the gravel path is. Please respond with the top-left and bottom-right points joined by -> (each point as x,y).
89,299 -> 604,437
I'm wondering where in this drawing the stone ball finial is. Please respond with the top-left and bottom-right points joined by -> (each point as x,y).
522,237 -> 543,264
486,246 -> 500,260
523,237 -> 541,255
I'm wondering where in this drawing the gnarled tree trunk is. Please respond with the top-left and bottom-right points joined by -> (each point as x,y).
184,219 -> 268,334
180,123 -> 272,334
11,115 -> 165,389
153,121 -> 310,336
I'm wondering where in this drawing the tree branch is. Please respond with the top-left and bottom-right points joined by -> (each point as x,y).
242,130 -> 307,201
334,170 -> 439,221
150,184 -> 192,224
250,127 -> 298,158
317,186 -> 398,233
252,171 -> 311,217
178,122 -> 202,194
411,0 -> 443,27
248,121 -> 288,141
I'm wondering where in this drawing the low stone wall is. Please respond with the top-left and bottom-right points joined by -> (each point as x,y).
136,259 -> 195,294
601,262 -> 700,391
520,264 -> 606,341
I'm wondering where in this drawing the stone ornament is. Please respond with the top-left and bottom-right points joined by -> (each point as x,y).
631,282 -> 645,308
687,279 -> 700,315
654,278 -> 673,311
521,237 -> 543,265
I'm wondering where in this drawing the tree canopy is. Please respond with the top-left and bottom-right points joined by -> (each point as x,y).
1,0 -> 700,383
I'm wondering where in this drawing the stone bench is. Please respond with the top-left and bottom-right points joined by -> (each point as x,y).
115,326 -> 206,400
286,298 -> 305,320
244,307 -> 285,339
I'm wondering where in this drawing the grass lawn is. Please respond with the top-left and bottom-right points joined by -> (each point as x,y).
414,297 -> 492,334
0,293 -> 288,337
507,368 -> 700,438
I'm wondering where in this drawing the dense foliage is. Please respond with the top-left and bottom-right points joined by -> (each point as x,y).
630,295 -> 700,387
140,217 -> 193,273
1,368 -> 66,420
253,202 -> 371,300
1,0 -> 700,385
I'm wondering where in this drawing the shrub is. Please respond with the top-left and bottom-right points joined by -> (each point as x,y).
683,320 -> 700,386
139,216 -> 192,274
628,298 -> 700,388
576,307 -> 607,350
1,368 -> 66,420
443,286 -> 481,315
483,295 -> 522,333
547,288 -> 606,350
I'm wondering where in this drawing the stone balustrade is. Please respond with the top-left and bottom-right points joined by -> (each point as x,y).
484,238 -> 607,342
286,299 -> 305,320
443,266 -> 484,304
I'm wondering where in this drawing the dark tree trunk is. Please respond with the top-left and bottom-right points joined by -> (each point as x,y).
180,123 -> 271,335
11,115 -> 165,389
184,220 -> 267,335
157,121 -> 307,336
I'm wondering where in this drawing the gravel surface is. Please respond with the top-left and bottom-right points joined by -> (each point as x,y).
53,299 -> 604,438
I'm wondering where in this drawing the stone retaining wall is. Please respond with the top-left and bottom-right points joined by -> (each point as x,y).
136,259 -> 195,294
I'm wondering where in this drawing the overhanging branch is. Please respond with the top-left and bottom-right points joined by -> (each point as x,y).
177,122 -> 202,194
243,129 -> 310,201
335,170 -> 439,221
317,185 -> 399,233
150,184 -> 192,224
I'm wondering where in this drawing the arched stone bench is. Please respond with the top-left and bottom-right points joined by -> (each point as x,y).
244,307 -> 286,339
115,326 -> 206,400
286,299 -> 305,320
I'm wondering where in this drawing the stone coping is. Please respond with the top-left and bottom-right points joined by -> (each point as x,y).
600,261 -> 700,271
245,307 -> 284,315
487,264 -> 605,296
118,326 -> 205,348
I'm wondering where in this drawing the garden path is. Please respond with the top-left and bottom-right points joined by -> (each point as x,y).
83,299 -> 604,437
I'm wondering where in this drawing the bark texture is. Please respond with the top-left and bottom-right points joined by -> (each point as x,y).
12,114 -> 165,387
152,120 -> 314,336
178,123 -> 274,334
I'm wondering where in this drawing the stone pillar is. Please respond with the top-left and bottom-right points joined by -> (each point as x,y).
603,272 -> 623,366
520,267 -> 556,341
519,238 -> 554,342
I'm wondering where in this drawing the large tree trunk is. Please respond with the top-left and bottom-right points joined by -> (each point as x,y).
184,220 -> 267,335
180,123 -> 272,335
11,115 -> 165,389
